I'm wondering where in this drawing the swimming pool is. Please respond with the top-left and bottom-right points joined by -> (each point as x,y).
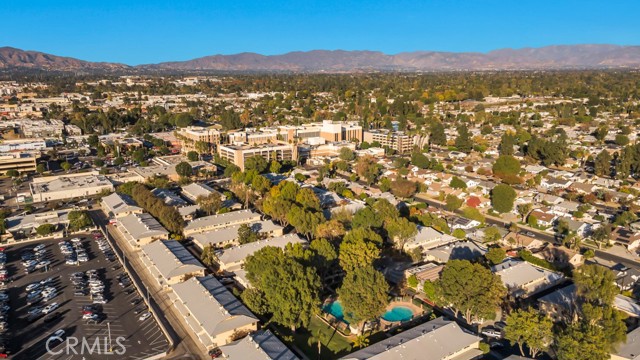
323,301 -> 349,324
382,306 -> 414,322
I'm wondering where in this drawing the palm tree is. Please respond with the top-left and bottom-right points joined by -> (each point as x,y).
352,334 -> 369,349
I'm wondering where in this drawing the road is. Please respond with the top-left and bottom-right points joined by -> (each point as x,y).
88,208 -> 205,360
413,193 -> 640,271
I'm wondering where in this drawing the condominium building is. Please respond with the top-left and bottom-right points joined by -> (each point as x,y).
0,153 -> 37,175
176,126 -> 221,154
217,143 -> 297,171
363,129 -> 413,153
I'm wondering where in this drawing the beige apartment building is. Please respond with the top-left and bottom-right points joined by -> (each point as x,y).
363,129 -> 413,153
217,142 -> 297,170
176,126 -> 221,154
0,153 -> 37,175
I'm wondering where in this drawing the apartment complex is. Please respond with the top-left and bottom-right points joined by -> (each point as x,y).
0,153 -> 37,175
363,129 -> 413,153
176,126 -> 221,153
217,143 -> 297,171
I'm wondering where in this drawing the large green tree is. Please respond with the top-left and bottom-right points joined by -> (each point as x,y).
504,309 -> 553,358
245,246 -> 322,330
491,184 -> 517,213
337,265 -> 389,328
436,260 -> 506,322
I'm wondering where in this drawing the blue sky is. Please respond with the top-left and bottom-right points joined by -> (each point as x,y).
1,0 -> 638,65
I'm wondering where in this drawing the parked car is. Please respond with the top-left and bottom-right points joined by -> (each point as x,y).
42,302 -> 59,314
138,312 -> 151,322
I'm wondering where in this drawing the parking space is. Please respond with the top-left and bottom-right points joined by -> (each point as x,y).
4,233 -> 168,359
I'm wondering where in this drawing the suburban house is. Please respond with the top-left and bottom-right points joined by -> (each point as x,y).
168,275 -> 258,350
611,227 -> 640,251
450,217 -> 481,230
491,259 -> 564,298
403,226 -> 458,252
534,245 -> 584,269
423,241 -> 487,264
613,264 -> 640,291
612,326 -> 640,360
528,209 -> 556,227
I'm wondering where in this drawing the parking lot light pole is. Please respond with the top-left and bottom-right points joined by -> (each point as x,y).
107,322 -> 113,352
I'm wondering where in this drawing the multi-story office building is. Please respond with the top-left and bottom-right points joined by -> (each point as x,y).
363,129 -> 413,153
0,153 -> 37,175
277,120 -> 362,144
217,142 -> 297,170
176,126 -> 221,154
228,129 -> 278,145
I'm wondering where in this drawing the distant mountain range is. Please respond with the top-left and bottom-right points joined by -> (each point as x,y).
2,44 -> 640,73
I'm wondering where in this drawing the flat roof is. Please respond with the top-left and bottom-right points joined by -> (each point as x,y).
118,213 -> 169,240
217,234 -> 306,267
220,330 -> 298,360
101,193 -> 142,216
192,220 -> 283,247
171,276 -> 257,337
341,317 -> 481,360
181,182 -> 216,199
184,210 -> 261,232
492,260 -> 563,296
614,326 -> 640,360
142,240 -> 205,280
30,172 -> 113,194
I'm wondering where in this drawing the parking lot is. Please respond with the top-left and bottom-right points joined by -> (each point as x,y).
4,233 -> 169,359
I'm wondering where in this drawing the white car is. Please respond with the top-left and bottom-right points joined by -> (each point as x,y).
48,329 -> 65,343
70,238 -> 82,244
26,282 -> 41,292
66,259 -> 79,266
34,244 -> 46,252
92,297 -> 107,304
42,302 -> 59,314
138,312 -> 152,321
36,260 -> 51,269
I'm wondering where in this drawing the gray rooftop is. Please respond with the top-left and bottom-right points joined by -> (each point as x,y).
491,259 -> 563,297
220,330 -> 299,360
424,241 -> 487,264
101,193 -> 142,216
192,220 -> 283,247
217,234 -> 306,267
141,240 -> 205,280
184,209 -> 261,232
181,182 -> 217,200
341,317 -> 480,360
152,188 -> 188,206
117,213 -> 169,240
171,275 -> 257,338
30,172 -> 113,194
614,326 -> 640,360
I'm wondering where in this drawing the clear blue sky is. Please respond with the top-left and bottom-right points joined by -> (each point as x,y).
1,0 -> 638,65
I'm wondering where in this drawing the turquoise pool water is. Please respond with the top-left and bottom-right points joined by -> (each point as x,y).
323,301 -> 349,324
382,306 -> 414,322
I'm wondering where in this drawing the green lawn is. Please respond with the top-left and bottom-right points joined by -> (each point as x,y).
273,316 -> 353,360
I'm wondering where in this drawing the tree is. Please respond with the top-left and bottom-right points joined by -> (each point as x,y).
355,155 -> 381,185
385,217 -> 417,249
485,247 -> 506,265
238,223 -> 259,244
314,219 -> 346,241
390,178 -> 417,198
352,334 -> 370,349
492,155 -> 521,183
483,226 -> 502,242
455,125 -> 472,153
251,175 -> 272,195
437,260 -> 506,322
615,134 -> 630,146
462,207 -> 485,224
197,192 -> 223,215
114,157 -> 125,166
517,203 -> 533,222
339,147 -> 356,161
445,194 -> 463,211
337,266 -> 389,328
245,246 -> 322,330
175,161 -> 193,178
187,151 -> 199,161
339,230 -> 381,272
491,184 -> 517,213
574,264 -> 618,306
527,214 -> 538,227
452,228 -> 466,239
594,150 -> 612,177
556,322 -> 612,360
36,223 -> 56,236
200,244 -> 217,266
36,163 -> 46,174
504,309 -> 553,358
68,210 -> 93,231
286,205 -> 325,240
429,122 -> 446,146
244,156 -> 268,173
450,176 -> 467,189
295,188 -> 321,212
352,207 -> 383,229
591,224 -> 611,249
241,288 -> 269,315
407,274 -> 419,288
499,133 -> 516,156
269,160 -> 282,174
60,162 -> 71,172
309,238 -> 338,276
